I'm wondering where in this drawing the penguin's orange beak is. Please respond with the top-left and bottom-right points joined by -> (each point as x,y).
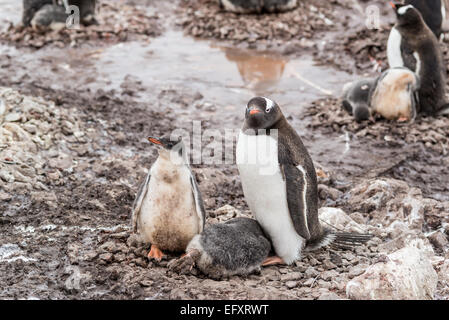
389,1 -> 396,9
148,137 -> 162,145
249,109 -> 261,115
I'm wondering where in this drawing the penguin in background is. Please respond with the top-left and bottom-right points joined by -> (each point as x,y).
387,2 -> 449,115
342,78 -> 375,122
168,217 -> 272,279
218,0 -> 298,14
342,67 -> 420,122
131,136 -> 205,260
236,97 -> 372,266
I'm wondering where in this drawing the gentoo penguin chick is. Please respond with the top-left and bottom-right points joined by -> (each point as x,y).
236,97 -> 372,265
342,79 -> 375,122
168,217 -> 271,279
131,136 -> 206,260
218,0 -> 298,14
387,2 -> 449,115
31,4 -> 67,30
369,67 -> 419,121
342,67 -> 419,122
22,0 -> 98,28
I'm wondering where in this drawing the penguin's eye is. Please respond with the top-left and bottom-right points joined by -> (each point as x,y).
265,106 -> 272,113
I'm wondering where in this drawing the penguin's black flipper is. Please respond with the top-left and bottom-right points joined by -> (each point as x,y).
131,170 -> 151,233
342,100 -> 353,115
401,40 -> 417,72
281,164 -> 312,241
188,167 -> 206,232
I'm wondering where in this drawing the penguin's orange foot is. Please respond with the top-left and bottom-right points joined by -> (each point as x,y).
148,245 -> 165,261
262,256 -> 286,266
397,116 -> 409,122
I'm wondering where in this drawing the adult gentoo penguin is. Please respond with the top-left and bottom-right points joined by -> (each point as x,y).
168,217 -> 271,279
342,67 -> 420,122
236,97 -> 372,265
404,0 -> 446,38
387,2 -> 449,115
131,135 -> 205,260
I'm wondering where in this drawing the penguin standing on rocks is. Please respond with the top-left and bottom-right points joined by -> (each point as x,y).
236,97 -> 372,266
168,217 -> 272,279
131,136 -> 205,260
387,2 -> 449,115
342,67 -> 420,122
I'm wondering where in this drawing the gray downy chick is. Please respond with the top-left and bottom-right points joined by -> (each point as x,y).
168,217 -> 272,279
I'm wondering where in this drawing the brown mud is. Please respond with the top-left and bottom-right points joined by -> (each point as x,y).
0,0 -> 448,299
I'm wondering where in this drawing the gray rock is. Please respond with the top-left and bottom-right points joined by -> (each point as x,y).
346,239 -> 437,300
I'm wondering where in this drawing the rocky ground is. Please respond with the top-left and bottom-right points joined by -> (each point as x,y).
0,0 -> 448,300
0,1 -> 162,49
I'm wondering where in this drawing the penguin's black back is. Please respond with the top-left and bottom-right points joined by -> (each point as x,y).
273,117 -> 323,242
406,0 -> 443,37
200,218 -> 271,271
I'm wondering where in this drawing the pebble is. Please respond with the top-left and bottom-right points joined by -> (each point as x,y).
321,270 -> 338,281
285,281 -> 298,289
304,267 -> 319,278
5,113 -> 21,122
99,253 -> 113,263
280,272 -> 303,282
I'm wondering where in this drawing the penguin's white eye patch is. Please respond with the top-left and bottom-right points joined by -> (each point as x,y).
398,5 -> 413,15
263,97 -> 274,113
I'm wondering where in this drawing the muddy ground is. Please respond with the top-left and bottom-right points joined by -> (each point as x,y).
0,0 -> 448,299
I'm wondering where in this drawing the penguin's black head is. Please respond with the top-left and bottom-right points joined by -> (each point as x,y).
353,105 -> 371,123
390,2 -> 424,28
244,96 -> 282,129
148,135 -> 183,150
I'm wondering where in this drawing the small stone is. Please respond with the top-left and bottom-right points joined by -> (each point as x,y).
303,278 -> 315,286
348,265 -> 367,279
0,191 -> 12,201
304,267 -> 319,278
99,253 -> 113,262
428,232 -> 448,250
285,281 -> 298,289
5,113 -> 21,122
323,259 -> 337,270
114,253 -> 126,262
321,270 -> 338,281
318,292 -> 343,300
280,272 -> 303,282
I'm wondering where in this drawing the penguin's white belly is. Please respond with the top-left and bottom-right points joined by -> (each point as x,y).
236,132 -> 305,264
139,163 -> 200,252
387,27 -> 404,68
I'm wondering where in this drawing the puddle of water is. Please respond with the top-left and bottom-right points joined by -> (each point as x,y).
91,31 -> 352,108
3,30 -> 350,111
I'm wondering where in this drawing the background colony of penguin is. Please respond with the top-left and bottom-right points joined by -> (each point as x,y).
131,0 -> 449,279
